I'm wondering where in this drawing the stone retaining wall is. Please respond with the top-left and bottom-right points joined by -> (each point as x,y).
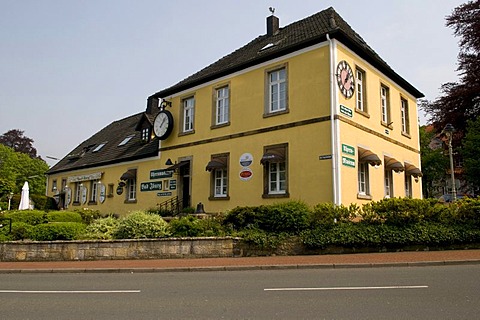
0,237 -> 241,262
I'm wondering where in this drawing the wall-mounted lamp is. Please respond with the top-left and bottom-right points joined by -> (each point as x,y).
165,158 -> 173,166
159,99 -> 172,110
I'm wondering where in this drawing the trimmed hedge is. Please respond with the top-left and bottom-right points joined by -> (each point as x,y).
47,211 -> 83,223
113,211 -> 170,239
30,222 -> 86,241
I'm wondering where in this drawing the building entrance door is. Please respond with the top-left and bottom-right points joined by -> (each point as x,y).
179,161 -> 191,210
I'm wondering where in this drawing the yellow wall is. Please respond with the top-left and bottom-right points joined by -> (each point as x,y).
335,44 -> 422,205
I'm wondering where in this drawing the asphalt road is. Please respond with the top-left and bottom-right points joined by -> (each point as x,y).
1,265 -> 479,320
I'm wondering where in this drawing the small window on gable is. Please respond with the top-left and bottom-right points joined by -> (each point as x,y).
118,135 -> 134,146
92,142 -> 107,153
141,128 -> 150,142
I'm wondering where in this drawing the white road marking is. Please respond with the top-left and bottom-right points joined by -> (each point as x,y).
0,290 -> 140,294
264,285 -> 428,291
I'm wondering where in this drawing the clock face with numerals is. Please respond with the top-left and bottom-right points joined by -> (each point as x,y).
336,60 -> 355,99
153,110 -> 174,140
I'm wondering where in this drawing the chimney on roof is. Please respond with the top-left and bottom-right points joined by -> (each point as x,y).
266,11 -> 279,36
146,96 -> 159,115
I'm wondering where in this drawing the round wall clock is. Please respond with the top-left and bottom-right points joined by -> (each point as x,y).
336,60 -> 355,99
153,110 -> 174,140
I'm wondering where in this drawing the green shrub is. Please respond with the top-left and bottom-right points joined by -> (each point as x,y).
82,216 -> 119,240
30,195 -> 57,211
259,201 -> 311,234
3,210 -> 47,225
169,216 -> 225,237
237,229 -> 288,250
31,222 -> 86,241
73,208 -> 102,224
113,211 -> 170,239
47,211 -> 83,223
223,205 -> 267,231
453,198 -> 480,226
9,222 -> 34,240
310,203 -> 359,226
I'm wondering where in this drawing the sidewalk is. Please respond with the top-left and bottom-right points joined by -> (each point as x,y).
1,249 -> 480,273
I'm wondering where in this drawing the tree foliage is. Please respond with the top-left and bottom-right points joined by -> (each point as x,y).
419,126 -> 449,198
0,144 -> 48,198
462,117 -> 480,191
0,129 -> 39,159
422,0 -> 480,140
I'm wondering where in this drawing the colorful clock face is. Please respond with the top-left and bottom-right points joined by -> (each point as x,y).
336,60 -> 355,99
153,110 -> 174,140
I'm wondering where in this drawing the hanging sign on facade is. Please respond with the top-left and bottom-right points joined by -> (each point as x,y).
140,181 -> 163,192
339,105 -> 353,118
239,153 -> 253,167
239,168 -> 253,181
150,169 -> 173,180
67,172 -> 102,183
341,144 -> 355,156
81,186 -> 87,204
157,192 -> 172,197
169,180 -> 177,190
99,184 -> 106,203
342,156 -> 356,168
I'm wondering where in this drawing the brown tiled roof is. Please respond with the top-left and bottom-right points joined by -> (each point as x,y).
47,112 -> 159,175
152,7 -> 423,99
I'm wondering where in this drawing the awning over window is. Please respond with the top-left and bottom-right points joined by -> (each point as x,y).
260,148 -> 285,165
385,156 -> 405,172
358,148 -> 382,166
165,161 -> 189,171
405,163 -> 423,177
120,169 -> 137,181
206,157 -> 227,171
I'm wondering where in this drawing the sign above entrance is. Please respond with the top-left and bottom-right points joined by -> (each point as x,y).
67,172 -> 102,183
150,169 -> 173,180
140,182 -> 162,192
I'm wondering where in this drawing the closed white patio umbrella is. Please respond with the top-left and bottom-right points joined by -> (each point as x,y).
18,181 -> 30,210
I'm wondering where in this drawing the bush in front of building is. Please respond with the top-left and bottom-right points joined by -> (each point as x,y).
169,215 -> 225,237
81,216 -> 120,240
30,222 -> 87,241
223,200 -> 310,235
73,208 -> 103,225
1,210 -> 48,225
47,211 -> 83,223
29,195 -> 57,211
113,211 -> 170,239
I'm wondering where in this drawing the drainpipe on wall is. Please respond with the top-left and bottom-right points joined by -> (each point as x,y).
326,33 -> 341,207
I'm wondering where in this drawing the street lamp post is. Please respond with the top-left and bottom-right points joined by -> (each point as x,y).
442,123 -> 457,202
8,192 -> 13,211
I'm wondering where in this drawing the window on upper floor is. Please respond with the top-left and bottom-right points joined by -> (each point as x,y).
214,86 -> 230,126
380,85 -> 391,126
182,96 -> 195,133
355,68 -> 367,115
261,144 -> 288,198
400,97 -> 410,135
92,142 -> 107,153
118,135 -> 134,146
52,179 -> 57,192
265,66 -> 288,115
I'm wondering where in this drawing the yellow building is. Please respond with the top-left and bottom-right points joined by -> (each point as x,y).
46,8 -> 423,215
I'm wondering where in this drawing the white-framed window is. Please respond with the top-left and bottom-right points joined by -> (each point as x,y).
405,173 -> 412,198
381,85 -> 390,124
127,178 -> 136,201
183,97 -> 195,132
356,68 -> 366,112
268,68 -> 287,113
215,86 -> 229,125
214,169 -> 228,197
52,179 -> 57,192
384,169 -> 393,198
401,97 -> 409,134
74,182 -> 82,203
358,162 -> 370,195
90,180 -> 98,203
269,162 -> 286,194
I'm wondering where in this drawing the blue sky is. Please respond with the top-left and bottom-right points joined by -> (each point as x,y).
0,0 -> 465,166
